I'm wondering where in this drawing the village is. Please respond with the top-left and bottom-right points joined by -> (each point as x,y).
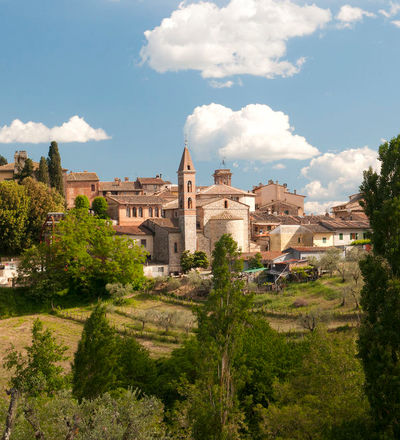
0,148 -> 370,285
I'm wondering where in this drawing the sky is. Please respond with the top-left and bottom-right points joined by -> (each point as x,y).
1,0 -> 399,213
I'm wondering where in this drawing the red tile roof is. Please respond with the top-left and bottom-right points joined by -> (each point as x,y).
67,172 -> 99,181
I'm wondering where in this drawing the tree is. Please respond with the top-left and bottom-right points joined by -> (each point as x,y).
47,141 -> 64,194
186,234 -> 252,439
91,196 -> 108,219
181,250 -> 209,273
0,181 -> 30,255
72,305 -> 119,401
16,158 -> 34,183
180,250 -> 194,274
36,156 -> 50,186
358,135 -> 400,438
18,209 -> 147,297
193,251 -> 209,269
248,252 -> 264,269
0,154 -> 7,166
74,194 -> 90,210
319,248 -> 341,277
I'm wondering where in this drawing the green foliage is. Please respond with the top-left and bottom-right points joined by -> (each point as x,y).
18,209 -> 147,297
92,196 -> 108,218
0,154 -> 7,166
248,252 -> 264,269
351,238 -> 371,246
260,330 -> 370,440
36,156 -> 50,186
47,141 -> 64,194
359,136 -> 400,438
4,318 -> 68,396
3,389 -> 167,440
181,250 -> 209,273
166,277 -> 181,292
0,180 -> 30,255
16,158 -> 34,183
180,250 -> 194,274
106,282 -> 134,305
319,248 -> 341,276
72,304 -> 120,401
74,194 -> 90,210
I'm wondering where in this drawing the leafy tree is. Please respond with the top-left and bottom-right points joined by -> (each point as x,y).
180,250 -> 194,274
92,196 -> 108,219
0,180 -> 30,255
74,194 -> 90,210
358,135 -> 400,438
47,141 -> 64,194
16,158 -> 34,183
36,156 -> 50,186
72,305 -> 119,401
248,252 -> 264,269
0,154 -> 7,166
186,234 -> 251,439
193,250 -> 209,269
18,209 -> 147,297
319,248 -> 341,277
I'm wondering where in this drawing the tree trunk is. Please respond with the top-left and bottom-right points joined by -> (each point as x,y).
24,406 -> 46,440
1,388 -> 19,440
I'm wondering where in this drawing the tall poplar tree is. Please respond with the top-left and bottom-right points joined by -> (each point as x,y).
36,156 -> 50,186
358,135 -> 400,438
47,141 -> 64,194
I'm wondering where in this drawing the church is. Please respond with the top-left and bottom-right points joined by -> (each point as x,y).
138,146 -> 253,274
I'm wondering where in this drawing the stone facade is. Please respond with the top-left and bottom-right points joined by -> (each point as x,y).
65,172 -> 99,208
269,225 -> 313,251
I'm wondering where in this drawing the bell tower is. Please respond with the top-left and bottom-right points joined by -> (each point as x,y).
178,145 -> 197,253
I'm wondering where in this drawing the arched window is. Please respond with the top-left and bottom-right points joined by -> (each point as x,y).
133,207 -> 137,217
188,197 -> 193,209
187,180 -> 192,193
138,207 -> 143,217
174,242 -> 178,253
224,200 -> 228,208
155,207 -> 159,217
187,165 -> 191,170
149,207 -> 153,217
179,198 -> 183,209
126,207 -> 131,217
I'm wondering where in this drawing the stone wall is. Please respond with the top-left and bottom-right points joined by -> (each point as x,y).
66,181 -> 99,208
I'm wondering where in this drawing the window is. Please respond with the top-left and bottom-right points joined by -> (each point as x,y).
174,242 -> 178,253
162,210 -> 165,218
363,232 -> 368,239
188,197 -> 193,209
91,184 -> 95,192
141,239 -> 147,247
138,207 -> 143,217
322,237 -> 327,244
148,207 -> 153,217
350,233 -> 358,240
133,207 -> 137,217
155,207 -> 159,217
126,207 -> 131,217
284,210 -> 289,215
224,200 -> 228,208
298,237 -> 301,243
187,165 -> 191,170
339,233 -> 343,240
179,198 -> 183,209
158,266 -> 164,273
187,180 -> 192,192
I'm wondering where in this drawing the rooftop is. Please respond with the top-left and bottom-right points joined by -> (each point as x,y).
107,195 -> 165,205
67,172 -> 99,181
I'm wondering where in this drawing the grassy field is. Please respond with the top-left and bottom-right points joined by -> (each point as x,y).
0,275 -> 360,395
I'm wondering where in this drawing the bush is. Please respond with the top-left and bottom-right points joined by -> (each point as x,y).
186,271 -> 202,288
106,283 -> 134,305
166,277 -> 181,292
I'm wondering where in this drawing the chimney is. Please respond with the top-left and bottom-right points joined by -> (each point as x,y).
160,173 -> 162,179
124,177 -> 129,182
294,189 -> 296,194
268,179 -> 273,185
283,183 -> 287,188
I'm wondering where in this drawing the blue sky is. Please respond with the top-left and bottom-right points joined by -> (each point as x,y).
0,0 -> 399,213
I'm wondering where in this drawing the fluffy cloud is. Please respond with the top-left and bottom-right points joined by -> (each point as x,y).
140,0 -> 331,79
392,20 -> 400,27
379,2 -> 400,18
209,80 -> 234,88
336,5 -> 375,28
0,116 -> 110,144
301,146 -> 379,200
185,103 -> 319,162
273,163 -> 286,170
304,200 -> 346,215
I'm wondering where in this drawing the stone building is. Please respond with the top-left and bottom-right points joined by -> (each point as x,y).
253,180 -> 305,215
65,172 -> 99,208
331,193 -> 367,220
0,151 -> 40,182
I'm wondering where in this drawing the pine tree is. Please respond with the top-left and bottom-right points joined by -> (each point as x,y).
36,156 -> 50,186
72,304 -> 119,401
47,141 -> 64,194
0,154 -> 7,166
358,135 -> 400,438
16,158 -> 34,183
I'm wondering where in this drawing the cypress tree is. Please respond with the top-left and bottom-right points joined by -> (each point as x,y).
358,135 -> 400,438
0,155 -> 7,166
36,156 -> 50,186
47,141 -> 64,194
16,158 -> 34,183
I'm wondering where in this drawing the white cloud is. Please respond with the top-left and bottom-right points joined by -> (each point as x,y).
392,20 -> 400,27
185,103 -> 320,162
379,2 -> 400,18
0,116 -> 110,144
209,80 -> 234,88
301,146 -> 379,200
304,200 -> 346,215
336,5 -> 375,28
140,0 -> 331,79
273,163 -> 286,170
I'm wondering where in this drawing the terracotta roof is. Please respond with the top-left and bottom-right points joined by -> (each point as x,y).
113,225 -> 152,236
241,251 -> 286,261
107,195 -> 165,205
178,146 -> 195,172
285,246 -> 336,252
251,212 -> 331,225
136,177 -> 170,185
99,181 -> 139,191
319,219 -> 370,230
146,217 -> 180,232
198,184 -> 253,196
0,161 -> 40,171
209,211 -> 242,221
67,172 -> 99,181
303,224 -> 332,233
163,199 -> 179,209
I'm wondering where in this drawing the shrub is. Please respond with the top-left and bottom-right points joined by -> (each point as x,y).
166,277 -> 181,292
